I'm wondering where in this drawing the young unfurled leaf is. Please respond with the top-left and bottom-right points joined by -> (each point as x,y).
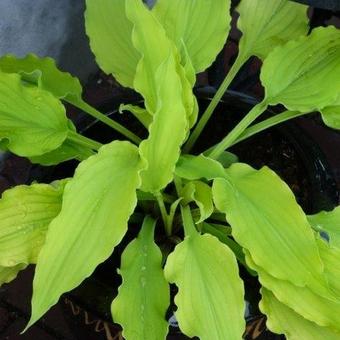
236,0 -> 308,60
0,181 -> 66,267
138,55 -> 187,193
261,26 -> 340,112
153,0 -> 231,73
176,45 -> 198,128
245,250 -> 340,331
0,264 -> 27,287
126,0 -> 190,192
181,181 -> 213,223
85,0 -> 139,88
213,163 -> 330,295
0,54 -> 83,102
175,154 -> 226,181
164,232 -> 245,340
28,141 -> 143,328
260,289 -> 340,340
111,216 -> 169,340
0,72 -> 69,157
308,206 -> 340,248
126,0 -> 176,114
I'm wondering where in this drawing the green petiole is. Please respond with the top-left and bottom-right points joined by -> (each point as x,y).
155,192 -> 171,236
208,100 -> 268,159
67,130 -> 103,151
184,51 -> 248,153
181,205 -> 197,237
230,110 -> 308,147
69,99 -> 142,145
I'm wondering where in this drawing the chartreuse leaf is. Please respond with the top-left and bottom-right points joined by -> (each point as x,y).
260,289 -> 340,340
0,264 -> 28,286
29,139 -> 94,166
164,230 -> 245,339
261,26 -> 340,112
85,0 -> 139,88
126,0 -> 175,114
126,0 -> 190,193
236,0 -> 308,60
153,0 -> 231,73
0,181 -> 66,287
201,222 -> 251,272
213,163 -> 331,296
0,71 -> 69,157
0,55 -> 96,163
119,104 -> 152,129
181,181 -> 213,223
138,55 -> 187,193
316,237 -> 340,298
244,249 -> 340,330
29,121 -> 93,165
0,181 -> 66,267
175,154 -> 226,181
215,151 -> 239,168
0,53 -> 82,102
308,206 -> 340,248
111,216 -> 169,340
321,95 -> 340,129
176,44 -> 198,128
27,141 -> 143,329
0,52 -> 140,147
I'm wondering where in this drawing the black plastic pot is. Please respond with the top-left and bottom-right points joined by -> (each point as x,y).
24,89 -> 339,339
290,0 -> 340,10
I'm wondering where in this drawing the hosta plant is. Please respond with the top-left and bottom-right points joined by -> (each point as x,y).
0,0 -> 340,339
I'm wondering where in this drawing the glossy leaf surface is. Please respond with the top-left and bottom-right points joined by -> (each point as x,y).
0,182 -> 65,267
0,72 -> 69,157
164,232 -> 245,339
261,289 -> 340,340
308,206 -> 340,248
213,163 -> 328,292
236,0 -> 308,60
85,0 -> 139,88
153,0 -> 231,73
28,141 -> 143,328
261,26 -> 340,112
111,216 -> 169,340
